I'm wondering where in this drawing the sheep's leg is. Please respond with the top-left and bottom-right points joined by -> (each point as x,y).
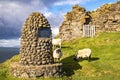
53,45 -> 55,49
53,45 -> 56,49
88,55 -> 91,62
54,58 -> 58,63
59,43 -> 61,49
56,58 -> 60,63
79,57 -> 82,61
58,58 -> 60,63
53,45 -> 54,49
54,58 -> 56,62
58,44 -> 61,48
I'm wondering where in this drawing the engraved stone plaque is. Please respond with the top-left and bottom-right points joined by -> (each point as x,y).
38,28 -> 51,38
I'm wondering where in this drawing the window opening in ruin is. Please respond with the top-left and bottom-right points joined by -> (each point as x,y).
38,28 -> 51,38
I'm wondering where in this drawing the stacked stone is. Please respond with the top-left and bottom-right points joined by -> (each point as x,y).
59,2 -> 120,41
20,12 -> 53,65
59,5 -> 87,40
10,62 -> 63,78
91,1 -> 120,32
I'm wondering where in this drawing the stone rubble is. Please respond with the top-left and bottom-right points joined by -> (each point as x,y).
20,12 -> 53,65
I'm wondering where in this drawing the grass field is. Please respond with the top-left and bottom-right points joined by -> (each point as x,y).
0,32 -> 120,80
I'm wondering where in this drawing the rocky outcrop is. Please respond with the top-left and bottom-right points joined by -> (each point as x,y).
91,1 -> 120,32
59,1 -> 120,40
59,5 -> 91,40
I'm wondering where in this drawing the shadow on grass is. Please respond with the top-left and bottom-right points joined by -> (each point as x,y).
53,45 -> 71,49
53,46 -> 71,50
61,46 -> 71,49
61,55 -> 82,76
76,57 -> 100,62
90,57 -> 100,62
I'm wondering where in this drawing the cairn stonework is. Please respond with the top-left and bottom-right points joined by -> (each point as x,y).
10,12 -> 62,78
20,12 -> 53,65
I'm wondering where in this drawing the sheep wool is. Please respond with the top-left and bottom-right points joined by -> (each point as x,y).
75,48 -> 92,61
52,39 -> 62,48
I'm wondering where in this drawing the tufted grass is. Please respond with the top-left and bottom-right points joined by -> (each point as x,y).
0,32 -> 120,80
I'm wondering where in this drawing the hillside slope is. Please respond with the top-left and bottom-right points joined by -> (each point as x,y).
0,32 -> 120,80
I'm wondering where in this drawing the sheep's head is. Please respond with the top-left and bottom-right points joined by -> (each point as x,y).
74,57 -> 78,61
56,48 -> 62,54
74,53 -> 79,61
74,56 -> 82,61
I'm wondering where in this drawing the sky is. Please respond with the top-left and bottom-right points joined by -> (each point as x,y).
0,0 -> 117,47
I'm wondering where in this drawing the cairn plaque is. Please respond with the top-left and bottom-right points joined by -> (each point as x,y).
10,12 -> 62,78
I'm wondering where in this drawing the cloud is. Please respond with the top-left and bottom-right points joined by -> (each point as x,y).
0,0 -> 51,39
0,0 -> 65,39
54,0 -> 92,6
0,38 -> 20,47
0,0 -> 68,47
51,27 -> 59,38
0,0 -> 64,47
45,11 -> 64,27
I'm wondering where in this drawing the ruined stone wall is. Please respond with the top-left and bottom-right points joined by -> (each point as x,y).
59,2 -> 120,40
59,5 -> 90,40
91,1 -> 120,32
20,12 -> 53,65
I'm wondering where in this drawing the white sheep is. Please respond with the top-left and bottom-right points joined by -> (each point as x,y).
74,48 -> 92,62
53,48 -> 62,62
52,38 -> 62,49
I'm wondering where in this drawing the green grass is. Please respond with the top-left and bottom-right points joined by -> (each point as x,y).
0,32 -> 120,80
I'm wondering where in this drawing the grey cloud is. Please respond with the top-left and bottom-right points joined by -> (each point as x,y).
0,26 -> 20,39
0,16 -> 20,39
0,0 -> 47,39
0,0 -> 57,8
0,0 -> 65,39
48,14 -> 63,28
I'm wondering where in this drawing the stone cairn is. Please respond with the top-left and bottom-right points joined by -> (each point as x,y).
10,12 -> 62,78
20,12 -> 53,65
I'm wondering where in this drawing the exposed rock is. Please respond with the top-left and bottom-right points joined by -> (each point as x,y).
59,5 -> 91,40
59,2 -> 120,40
91,1 -> 120,32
